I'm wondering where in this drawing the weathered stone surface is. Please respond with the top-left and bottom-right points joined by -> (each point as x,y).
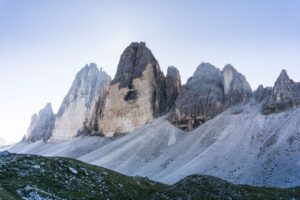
166,66 -> 181,110
49,64 -> 111,142
99,42 -> 167,136
254,85 -> 272,102
262,70 -> 300,114
170,63 -> 224,131
222,64 -> 252,107
23,103 -> 55,142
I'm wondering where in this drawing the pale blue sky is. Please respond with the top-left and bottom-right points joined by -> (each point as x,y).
1,0 -> 300,142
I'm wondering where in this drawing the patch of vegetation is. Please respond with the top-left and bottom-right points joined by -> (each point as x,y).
152,175 -> 300,200
0,152 -> 165,199
0,152 -> 299,199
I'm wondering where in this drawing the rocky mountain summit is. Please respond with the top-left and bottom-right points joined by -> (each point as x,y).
49,63 -> 111,142
262,70 -> 300,114
23,103 -> 55,142
170,63 -> 252,131
98,42 -> 173,136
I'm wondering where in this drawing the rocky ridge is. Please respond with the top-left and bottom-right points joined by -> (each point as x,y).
22,42 -> 300,143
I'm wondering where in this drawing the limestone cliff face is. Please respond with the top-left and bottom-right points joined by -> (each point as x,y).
262,70 -> 300,114
23,103 -> 55,142
222,64 -> 252,107
49,64 -> 111,142
166,66 -> 181,110
99,42 -> 167,136
170,63 -> 224,131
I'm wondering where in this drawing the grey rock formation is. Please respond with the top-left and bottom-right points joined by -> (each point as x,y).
262,70 -> 300,114
99,42 -> 167,136
24,103 -> 55,142
254,85 -> 272,102
222,64 -> 252,107
170,62 -> 224,131
49,64 -> 111,142
166,66 -> 181,110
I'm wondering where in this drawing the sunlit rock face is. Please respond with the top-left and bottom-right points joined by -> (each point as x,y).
222,64 -> 252,108
99,42 -> 167,136
170,63 -> 224,131
262,70 -> 300,114
49,64 -> 111,142
24,103 -> 55,142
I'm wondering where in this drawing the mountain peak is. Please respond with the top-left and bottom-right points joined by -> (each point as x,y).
24,103 -> 55,143
111,41 -> 156,88
275,69 -> 290,85
194,62 -> 220,76
98,42 -> 167,136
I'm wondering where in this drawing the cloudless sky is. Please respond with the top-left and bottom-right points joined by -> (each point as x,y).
0,0 -> 300,143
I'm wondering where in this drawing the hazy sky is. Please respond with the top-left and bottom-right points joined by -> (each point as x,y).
1,0 -> 300,143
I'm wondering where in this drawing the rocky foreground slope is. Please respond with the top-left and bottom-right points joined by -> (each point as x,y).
1,152 -> 299,200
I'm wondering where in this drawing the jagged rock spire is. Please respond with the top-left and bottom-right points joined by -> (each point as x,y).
254,85 -> 272,102
166,66 -> 181,110
262,69 -> 300,114
24,103 -> 55,142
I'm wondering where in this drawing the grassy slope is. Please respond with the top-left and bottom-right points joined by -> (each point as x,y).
0,153 -> 166,199
0,153 -> 299,200
152,175 -> 300,200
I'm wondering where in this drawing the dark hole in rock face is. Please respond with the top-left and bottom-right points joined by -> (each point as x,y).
124,89 -> 138,102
